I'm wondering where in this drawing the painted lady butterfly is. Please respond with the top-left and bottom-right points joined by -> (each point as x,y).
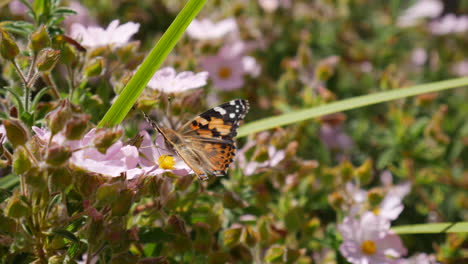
144,99 -> 249,181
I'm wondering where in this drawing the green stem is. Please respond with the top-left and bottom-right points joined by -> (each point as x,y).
98,0 -> 207,127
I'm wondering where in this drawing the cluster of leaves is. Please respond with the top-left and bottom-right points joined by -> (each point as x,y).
0,0 -> 467,263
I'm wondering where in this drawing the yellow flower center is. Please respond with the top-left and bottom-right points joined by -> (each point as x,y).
218,66 -> 232,79
373,208 -> 380,215
158,155 -> 175,170
361,240 -> 377,255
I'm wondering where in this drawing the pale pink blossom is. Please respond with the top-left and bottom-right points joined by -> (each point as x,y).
33,127 -> 142,178
429,14 -> 468,35
319,123 -> 353,151
376,195 -> 404,221
9,0 -> 30,15
397,0 -> 443,27
397,253 -> 439,264
138,131 -> 191,176
411,48 -> 428,66
147,67 -> 209,93
69,129 -> 140,178
63,1 -> 96,30
186,18 -> 238,40
380,171 -> 412,200
237,140 -> 285,176
451,60 -> 468,76
201,42 -> 259,90
0,124 -> 6,144
71,19 -> 140,48
339,212 -> 407,264
258,0 -> 291,13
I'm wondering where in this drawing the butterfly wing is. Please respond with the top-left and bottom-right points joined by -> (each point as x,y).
177,99 -> 249,179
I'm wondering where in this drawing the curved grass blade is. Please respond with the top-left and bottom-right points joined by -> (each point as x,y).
98,0 -> 207,128
238,77 -> 468,137
392,222 -> 468,234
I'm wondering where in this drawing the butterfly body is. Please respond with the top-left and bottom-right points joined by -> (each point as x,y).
144,99 -> 249,181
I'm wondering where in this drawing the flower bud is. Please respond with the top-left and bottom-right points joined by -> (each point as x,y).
12,146 -> 32,175
96,182 -> 121,206
265,245 -> 285,263
47,255 -> 65,264
356,159 -> 373,185
48,167 -> 73,192
367,188 -> 384,208
111,189 -> 133,216
36,48 -> 60,72
339,159 -> 354,182
64,115 -> 90,140
46,100 -> 73,135
24,167 -> 47,191
223,227 -> 242,248
1,31 -> 19,60
84,57 -> 104,78
30,25 -> 50,54
93,129 -> 123,154
174,173 -> 193,191
46,145 -> 71,166
5,191 -> 30,218
193,222 -> 212,253
328,191 -> 345,211
60,43 -> 77,66
223,191 -> 247,209
257,216 -> 270,243
117,41 -> 140,63
10,106 -> 18,118
3,119 -> 29,148
0,215 -> 17,233
167,215 -> 188,237
242,225 -> 258,247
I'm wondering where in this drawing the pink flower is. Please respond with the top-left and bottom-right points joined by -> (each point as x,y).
429,14 -> 468,35
70,19 -> 140,48
186,18 -> 238,40
138,131 -> 191,176
237,138 -> 285,176
33,127 -> 142,178
339,212 -> 407,264
69,129 -> 140,178
380,171 -> 412,200
319,123 -> 353,151
0,124 -> 6,144
201,42 -> 259,91
258,0 -> 291,13
397,0 -> 443,27
147,67 -> 209,93
452,60 -> 468,76
398,253 -> 440,264
411,48 -> 428,66
63,1 -> 96,30
9,0 -> 30,15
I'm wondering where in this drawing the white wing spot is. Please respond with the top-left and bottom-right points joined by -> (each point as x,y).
229,113 -> 236,119
230,100 -> 236,105
214,107 -> 227,115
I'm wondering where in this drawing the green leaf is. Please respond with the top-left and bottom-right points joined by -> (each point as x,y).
98,0 -> 207,128
223,228 -> 242,248
52,228 -> 80,243
0,174 -> 20,190
139,227 -> 175,243
392,222 -> 468,234
238,77 -> 468,137
0,21 -> 35,36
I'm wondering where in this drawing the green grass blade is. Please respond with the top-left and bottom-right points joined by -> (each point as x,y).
238,77 -> 468,137
98,0 -> 207,128
392,222 -> 468,234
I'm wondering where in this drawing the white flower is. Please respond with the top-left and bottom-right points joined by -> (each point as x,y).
452,60 -> 468,76
430,14 -> 468,35
147,67 -> 209,93
0,124 -> 6,144
339,212 -> 407,264
258,0 -> 291,13
397,0 -> 443,27
398,253 -> 440,264
411,48 -> 428,66
186,18 -> 238,40
70,19 -> 140,48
